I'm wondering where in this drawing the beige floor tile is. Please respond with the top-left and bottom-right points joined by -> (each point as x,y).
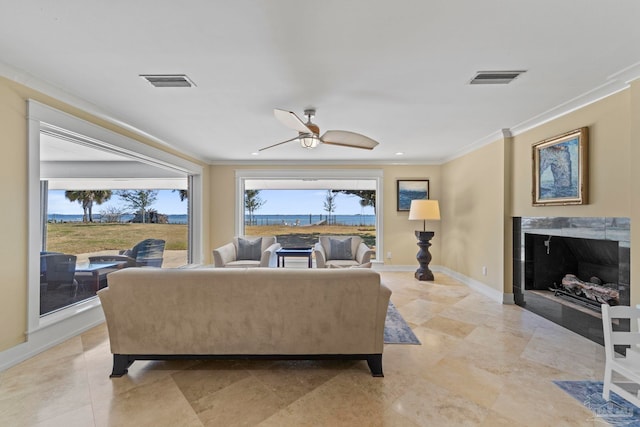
258,373 -> 388,427
195,376 -> 286,426
422,356 -> 504,408
34,404 -> 96,427
391,378 -> 491,426
93,376 -> 203,427
421,315 -> 476,338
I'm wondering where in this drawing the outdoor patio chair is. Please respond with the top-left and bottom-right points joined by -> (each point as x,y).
89,238 -> 166,268
314,235 -> 373,268
40,253 -> 78,296
213,236 -> 281,268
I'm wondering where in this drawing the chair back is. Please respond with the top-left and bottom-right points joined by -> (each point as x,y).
601,304 -> 640,361
132,239 -> 166,267
40,253 -> 77,286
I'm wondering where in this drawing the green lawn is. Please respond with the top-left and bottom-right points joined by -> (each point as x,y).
46,222 -> 187,254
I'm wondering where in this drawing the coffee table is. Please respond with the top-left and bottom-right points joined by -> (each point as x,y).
276,247 -> 313,268
75,261 -> 127,293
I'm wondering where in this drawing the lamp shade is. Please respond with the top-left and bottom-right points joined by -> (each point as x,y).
408,199 -> 440,221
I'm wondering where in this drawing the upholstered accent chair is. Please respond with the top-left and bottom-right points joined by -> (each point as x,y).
213,236 -> 281,268
314,235 -> 373,268
89,238 -> 166,268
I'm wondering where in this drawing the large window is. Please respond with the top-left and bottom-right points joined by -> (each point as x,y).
237,170 -> 383,260
28,101 -> 203,339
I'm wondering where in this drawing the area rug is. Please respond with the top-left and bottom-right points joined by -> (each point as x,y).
553,380 -> 640,426
384,302 -> 421,344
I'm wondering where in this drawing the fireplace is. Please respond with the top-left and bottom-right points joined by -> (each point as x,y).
513,217 -> 630,345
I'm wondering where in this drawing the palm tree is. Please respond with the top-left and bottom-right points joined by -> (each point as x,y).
64,190 -> 112,222
172,189 -> 188,201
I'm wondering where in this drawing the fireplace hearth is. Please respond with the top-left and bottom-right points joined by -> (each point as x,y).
513,217 -> 630,345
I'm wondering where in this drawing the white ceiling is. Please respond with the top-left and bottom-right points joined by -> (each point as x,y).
2,1 -> 640,164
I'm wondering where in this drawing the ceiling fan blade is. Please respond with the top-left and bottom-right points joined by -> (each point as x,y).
320,130 -> 379,150
258,135 -> 302,152
274,109 -> 313,133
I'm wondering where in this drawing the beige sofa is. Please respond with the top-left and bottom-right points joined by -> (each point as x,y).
98,267 -> 391,377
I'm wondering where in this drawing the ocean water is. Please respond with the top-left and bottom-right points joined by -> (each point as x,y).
47,214 -> 188,224
47,213 -> 375,226
247,214 -> 376,226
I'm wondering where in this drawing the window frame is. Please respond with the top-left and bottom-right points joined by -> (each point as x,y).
27,100 -> 203,338
235,169 -> 384,260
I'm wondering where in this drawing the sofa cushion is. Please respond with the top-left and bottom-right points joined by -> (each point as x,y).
237,237 -> 262,260
327,237 -> 353,261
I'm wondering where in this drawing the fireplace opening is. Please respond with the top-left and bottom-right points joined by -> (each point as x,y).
524,234 -> 621,311
513,217 -> 630,346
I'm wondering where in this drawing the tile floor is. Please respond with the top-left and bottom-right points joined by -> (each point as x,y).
0,272 -> 609,426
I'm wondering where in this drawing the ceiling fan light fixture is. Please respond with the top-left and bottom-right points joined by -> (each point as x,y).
300,135 -> 320,149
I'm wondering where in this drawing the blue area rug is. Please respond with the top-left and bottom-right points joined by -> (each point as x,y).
384,302 -> 420,345
554,380 -> 640,426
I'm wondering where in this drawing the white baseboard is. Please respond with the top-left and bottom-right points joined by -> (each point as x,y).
0,304 -> 105,372
437,266 -> 514,304
377,263 -> 514,304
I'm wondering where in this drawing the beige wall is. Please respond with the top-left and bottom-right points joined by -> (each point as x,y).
208,164 -> 441,266
0,77 -> 208,351
511,90 -> 631,218
441,140 -> 507,292
441,88 -> 634,299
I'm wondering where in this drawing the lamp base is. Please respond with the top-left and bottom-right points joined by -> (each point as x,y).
414,230 -> 435,281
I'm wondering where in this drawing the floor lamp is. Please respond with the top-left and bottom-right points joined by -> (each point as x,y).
408,199 -> 440,281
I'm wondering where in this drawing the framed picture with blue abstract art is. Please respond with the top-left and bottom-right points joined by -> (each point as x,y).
397,179 -> 429,211
532,127 -> 588,206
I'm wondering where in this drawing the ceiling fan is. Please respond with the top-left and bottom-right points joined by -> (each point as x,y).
260,108 -> 379,152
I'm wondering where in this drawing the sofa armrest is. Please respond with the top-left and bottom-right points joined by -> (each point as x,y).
260,242 -> 282,267
212,242 -> 236,267
355,242 -> 373,265
313,242 -> 326,268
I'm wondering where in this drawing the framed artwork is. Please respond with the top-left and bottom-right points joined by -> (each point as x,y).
397,179 -> 429,211
532,127 -> 588,206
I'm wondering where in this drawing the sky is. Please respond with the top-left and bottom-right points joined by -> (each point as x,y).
48,189 -> 375,216
48,190 -> 188,215
254,190 -> 374,215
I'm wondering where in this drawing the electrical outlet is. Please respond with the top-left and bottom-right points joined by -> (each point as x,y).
387,251 -> 392,259
482,266 -> 487,276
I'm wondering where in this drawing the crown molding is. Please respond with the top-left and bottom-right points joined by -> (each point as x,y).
0,61 -> 206,164
443,62 -> 640,164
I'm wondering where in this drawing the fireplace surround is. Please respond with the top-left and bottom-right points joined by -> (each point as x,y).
513,217 -> 630,345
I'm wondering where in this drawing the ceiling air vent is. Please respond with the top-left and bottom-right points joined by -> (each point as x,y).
140,74 -> 196,88
469,70 -> 525,85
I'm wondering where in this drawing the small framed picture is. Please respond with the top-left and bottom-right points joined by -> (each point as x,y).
397,179 -> 429,211
532,127 -> 588,206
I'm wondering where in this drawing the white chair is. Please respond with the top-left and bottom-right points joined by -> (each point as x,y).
601,303 -> 640,407
212,236 -> 281,268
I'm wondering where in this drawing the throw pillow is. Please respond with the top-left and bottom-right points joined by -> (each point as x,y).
327,237 -> 352,261
237,237 -> 262,261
